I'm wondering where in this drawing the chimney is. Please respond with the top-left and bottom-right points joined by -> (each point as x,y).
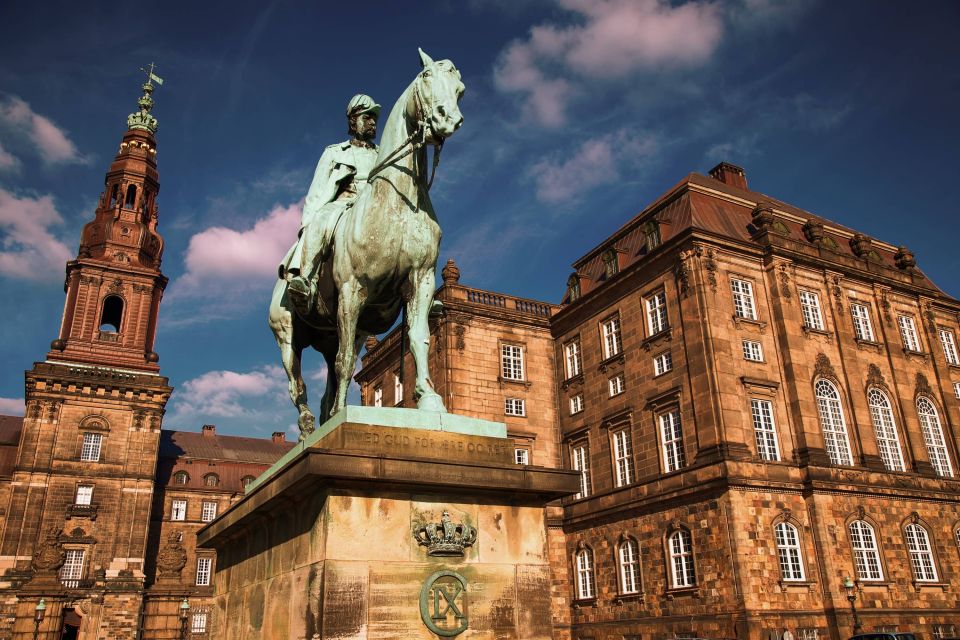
272,431 -> 286,444
708,162 -> 748,190
202,424 -> 216,437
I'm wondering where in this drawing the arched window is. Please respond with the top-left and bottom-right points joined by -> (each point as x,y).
575,547 -> 595,599
203,473 -> 219,487
867,388 -> 905,472
668,529 -> 696,588
904,523 -> 938,582
241,476 -> 256,489
774,522 -> 805,581
849,520 -> 883,581
173,471 -> 189,485
917,397 -> 953,477
124,184 -> 137,208
617,538 -> 641,594
99,296 -> 124,333
814,379 -> 853,466
109,184 -> 119,207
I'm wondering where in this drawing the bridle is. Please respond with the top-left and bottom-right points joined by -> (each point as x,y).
366,69 -> 445,190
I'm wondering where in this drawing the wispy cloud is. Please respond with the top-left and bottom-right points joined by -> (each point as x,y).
0,397 -> 24,416
494,0 -> 724,126
0,143 -> 20,173
170,364 -> 287,419
529,129 -> 658,204
0,189 -> 73,282
0,96 -> 87,165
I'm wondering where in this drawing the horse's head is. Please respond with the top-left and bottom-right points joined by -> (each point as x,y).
413,48 -> 465,144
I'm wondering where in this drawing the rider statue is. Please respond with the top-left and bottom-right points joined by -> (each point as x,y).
280,94 -> 381,315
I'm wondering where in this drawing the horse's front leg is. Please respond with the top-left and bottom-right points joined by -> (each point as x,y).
274,325 -> 314,440
333,278 -> 364,414
407,267 -> 446,413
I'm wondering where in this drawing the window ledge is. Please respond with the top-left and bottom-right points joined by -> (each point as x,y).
641,328 -> 672,351
664,586 -> 700,599
598,353 -> 625,372
947,363 -> 960,371
497,376 -> 532,388
67,504 -> 98,520
855,338 -> 883,352
612,592 -> 644,604
732,316 -> 767,332
572,597 -> 597,608
802,326 -> 832,341
778,579 -> 816,590
902,349 -> 929,360
912,580 -> 950,592
561,373 -> 584,390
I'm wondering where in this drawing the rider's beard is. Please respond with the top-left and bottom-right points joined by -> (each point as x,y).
358,124 -> 377,141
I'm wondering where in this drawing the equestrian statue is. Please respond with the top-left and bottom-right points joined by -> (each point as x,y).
269,48 -> 465,440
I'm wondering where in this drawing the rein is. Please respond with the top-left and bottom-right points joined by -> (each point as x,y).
366,75 -> 444,190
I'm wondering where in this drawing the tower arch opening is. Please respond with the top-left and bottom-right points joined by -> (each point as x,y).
99,296 -> 124,333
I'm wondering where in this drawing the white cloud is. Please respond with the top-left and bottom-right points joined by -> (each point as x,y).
0,189 -> 73,282
0,143 -> 20,173
171,364 -> 287,419
171,201 -> 301,301
0,397 -> 24,416
494,0 -> 724,126
529,129 -> 657,204
0,96 -> 86,165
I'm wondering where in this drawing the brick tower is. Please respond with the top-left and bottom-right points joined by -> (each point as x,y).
0,71 -> 173,639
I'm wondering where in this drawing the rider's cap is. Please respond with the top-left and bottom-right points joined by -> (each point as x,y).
347,94 -> 381,118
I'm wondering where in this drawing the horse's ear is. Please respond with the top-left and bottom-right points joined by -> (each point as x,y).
418,47 -> 434,68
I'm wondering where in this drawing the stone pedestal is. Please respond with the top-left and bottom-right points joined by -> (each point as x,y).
197,407 -> 579,640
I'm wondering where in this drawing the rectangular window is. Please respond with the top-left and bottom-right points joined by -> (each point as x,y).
939,328 -> 959,365
60,549 -> 85,586
171,499 -> 187,521
646,290 -> 668,335
564,339 -> 582,378
373,385 -> 382,408
799,290 -> 825,330
742,340 -> 763,362
653,351 -> 673,376
731,278 -> 757,320
501,344 -> 525,380
196,557 -> 213,586
201,501 -> 218,523
80,432 -> 102,462
191,612 -> 208,634
570,394 -> 584,415
608,374 -> 625,396
798,630 -> 820,640
659,410 -> 686,473
601,316 -> 622,359
75,485 -> 93,506
750,399 -> 780,461
612,429 -> 633,487
898,315 -> 921,352
955,382 -> 960,399
571,443 -> 591,499
515,448 -> 529,465
504,397 -> 526,416
851,303 -> 875,341
394,371 -> 403,404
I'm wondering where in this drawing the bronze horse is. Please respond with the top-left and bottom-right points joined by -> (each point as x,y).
268,49 -> 465,439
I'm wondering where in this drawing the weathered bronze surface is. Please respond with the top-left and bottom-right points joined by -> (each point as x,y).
269,49 -> 466,439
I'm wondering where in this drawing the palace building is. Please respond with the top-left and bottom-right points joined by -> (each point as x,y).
0,78 -> 958,640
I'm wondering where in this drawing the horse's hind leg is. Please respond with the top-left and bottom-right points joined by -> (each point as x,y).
407,267 -> 446,412
332,279 -> 365,413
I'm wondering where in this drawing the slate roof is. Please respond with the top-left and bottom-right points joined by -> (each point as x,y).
158,429 -> 294,464
567,171 -> 946,300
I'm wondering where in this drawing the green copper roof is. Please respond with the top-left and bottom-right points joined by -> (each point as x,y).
127,64 -> 162,134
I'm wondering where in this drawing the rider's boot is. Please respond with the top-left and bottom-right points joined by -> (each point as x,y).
287,275 -> 311,316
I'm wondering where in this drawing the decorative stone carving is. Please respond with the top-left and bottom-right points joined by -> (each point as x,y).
855,505 -> 866,521
866,364 -> 886,389
675,253 -> 691,298
849,234 -> 872,258
132,283 -> 152,293
776,263 -> 792,301
454,323 -> 466,352
413,511 -> 477,557
751,204 -> 775,232
31,527 -> 65,572
908,511 -> 920,524
704,248 -> 718,293
894,246 -> 916,271
441,258 -> 461,285
831,275 -> 843,315
46,401 -> 61,421
156,531 -> 187,578
915,372 -> 933,397
28,402 -> 41,420
813,353 -> 836,380
364,335 -> 379,352
880,290 -> 892,326
802,220 -> 825,245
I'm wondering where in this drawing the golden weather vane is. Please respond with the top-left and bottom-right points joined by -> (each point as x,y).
140,62 -> 164,87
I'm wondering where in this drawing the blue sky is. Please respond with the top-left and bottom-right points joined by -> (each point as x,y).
1,0 -> 958,438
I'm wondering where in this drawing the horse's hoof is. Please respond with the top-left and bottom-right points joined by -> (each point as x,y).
417,393 -> 447,413
299,412 -> 316,439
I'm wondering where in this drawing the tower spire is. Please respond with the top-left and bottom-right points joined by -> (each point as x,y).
127,63 -> 163,134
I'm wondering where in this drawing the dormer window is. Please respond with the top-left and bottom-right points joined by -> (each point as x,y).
567,274 -> 581,302
644,220 -> 661,252
602,249 -> 619,278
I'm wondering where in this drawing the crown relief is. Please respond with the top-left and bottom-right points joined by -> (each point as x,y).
413,511 -> 477,557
